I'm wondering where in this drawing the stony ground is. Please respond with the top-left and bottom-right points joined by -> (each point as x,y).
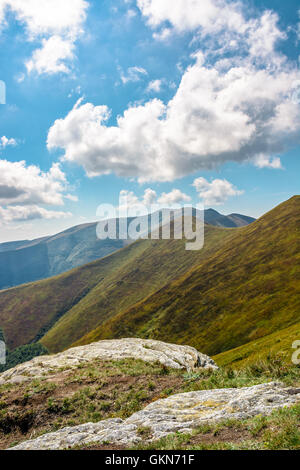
0,339 -> 299,451
0,358 -> 188,449
0,338 -> 217,387
9,382 -> 300,450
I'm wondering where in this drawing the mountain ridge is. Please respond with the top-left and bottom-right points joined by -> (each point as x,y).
0,222 -> 233,351
0,197 -> 297,368
73,196 -> 300,361
0,209 -> 255,290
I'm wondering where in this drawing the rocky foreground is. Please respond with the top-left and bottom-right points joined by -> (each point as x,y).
1,338 -> 299,450
9,382 -> 300,450
0,338 -> 217,386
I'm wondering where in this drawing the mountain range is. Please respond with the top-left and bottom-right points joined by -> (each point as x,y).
0,209 -> 255,290
0,196 -> 298,368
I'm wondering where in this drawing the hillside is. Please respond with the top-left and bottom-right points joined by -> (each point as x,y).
41,222 -> 234,353
214,321 -> 300,368
0,209 -> 254,290
0,197 -> 296,366
0,223 -> 127,290
76,196 -> 300,363
0,222 -> 233,352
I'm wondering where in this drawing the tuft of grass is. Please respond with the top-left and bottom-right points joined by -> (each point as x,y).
180,356 -> 300,393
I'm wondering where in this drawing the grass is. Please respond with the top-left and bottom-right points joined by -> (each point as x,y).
0,355 -> 299,450
43,222 -> 232,353
214,322 -> 300,368
0,222 -> 231,352
180,356 -> 300,393
85,196 -> 300,366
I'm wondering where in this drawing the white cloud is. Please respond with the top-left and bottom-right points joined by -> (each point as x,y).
157,189 -> 191,206
48,53 -> 300,182
137,0 -> 286,62
0,0 -> 88,37
0,160 -> 75,223
0,136 -> 16,150
120,66 -> 148,84
136,0 -> 246,36
127,9 -> 137,20
0,205 -> 72,223
153,28 -> 172,41
46,1 -> 300,182
254,154 -> 283,169
142,188 -> 157,206
0,160 -> 70,205
65,194 -> 79,202
0,0 -> 88,75
26,36 -> 75,75
247,11 -> 286,59
118,188 -> 191,213
147,79 -> 162,93
193,177 -> 244,206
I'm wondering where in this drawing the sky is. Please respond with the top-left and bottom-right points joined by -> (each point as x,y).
0,0 -> 299,242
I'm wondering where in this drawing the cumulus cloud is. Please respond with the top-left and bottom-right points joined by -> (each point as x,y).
118,189 -> 152,214
0,0 -> 88,75
0,160 -> 72,206
136,0 -> 246,36
193,177 -> 244,206
117,188 -> 191,214
26,36 -> 75,75
0,136 -> 16,150
65,194 -> 79,202
254,154 -> 282,169
0,160 -> 75,223
137,0 -> 287,68
120,66 -> 148,84
147,79 -> 162,93
47,1 -> 300,182
157,189 -> 191,206
0,205 -> 72,223
48,56 -> 300,181
247,11 -> 286,59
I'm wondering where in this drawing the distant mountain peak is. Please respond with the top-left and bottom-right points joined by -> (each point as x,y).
0,207 -> 255,290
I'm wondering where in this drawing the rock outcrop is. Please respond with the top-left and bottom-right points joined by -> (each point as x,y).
9,382 -> 300,450
0,338 -> 217,386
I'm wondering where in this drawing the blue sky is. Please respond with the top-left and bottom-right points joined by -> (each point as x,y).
0,0 -> 299,241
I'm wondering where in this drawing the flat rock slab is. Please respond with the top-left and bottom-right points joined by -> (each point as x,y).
9,382 -> 300,450
9,419 -> 140,451
0,338 -> 217,386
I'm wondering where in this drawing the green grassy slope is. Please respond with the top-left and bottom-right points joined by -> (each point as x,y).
0,223 -> 232,352
41,223 -> 233,352
213,321 -> 300,368
0,240 -> 150,350
78,196 -> 300,361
